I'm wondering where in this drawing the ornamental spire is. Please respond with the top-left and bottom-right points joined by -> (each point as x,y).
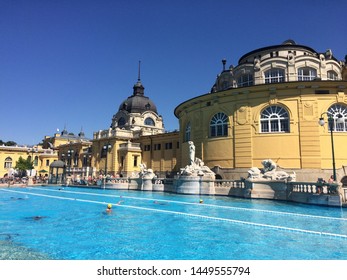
138,60 -> 141,82
133,60 -> 144,96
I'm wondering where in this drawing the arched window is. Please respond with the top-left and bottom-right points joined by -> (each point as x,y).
185,122 -> 191,142
237,74 -> 253,87
327,70 -> 338,81
4,157 -> 12,169
298,67 -> 317,81
264,69 -> 285,84
327,104 -> 347,132
118,117 -> 126,127
210,112 -> 228,137
260,106 -> 289,133
34,156 -> 39,166
144,117 -> 155,126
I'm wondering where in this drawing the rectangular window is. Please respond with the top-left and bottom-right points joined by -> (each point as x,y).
176,141 -> 180,149
165,142 -> 172,150
265,69 -> 284,84
133,156 -> 138,167
154,144 -> 161,150
46,160 -> 50,166
144,145 -> 151,151
298,68 -> 317,81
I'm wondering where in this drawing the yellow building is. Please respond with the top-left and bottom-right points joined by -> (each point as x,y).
42,127 -> 93,178
0,144 -> 58,178
139,131 -> 180,177
91,74 -> 168,177
175,40 -> 347,181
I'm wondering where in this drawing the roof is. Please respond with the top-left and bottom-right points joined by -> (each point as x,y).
118,79 -> 158,114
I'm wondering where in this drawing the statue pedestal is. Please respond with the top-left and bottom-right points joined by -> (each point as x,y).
175,175 -> 215,195
27,176 -> 34,186
141,178 -> 153,191
245,179 -> 287,200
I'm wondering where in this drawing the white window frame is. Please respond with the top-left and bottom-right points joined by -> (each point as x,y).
210,112 -> 229,137
264,69 -> 285,84
4,157 -> 12,169
298,67 -> 317,81
327,104 -> 347,132
260,106 -> 289,133
327,70 -> 338,81
237,74 -> 253,87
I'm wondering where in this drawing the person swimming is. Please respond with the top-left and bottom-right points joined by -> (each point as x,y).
23,216 -> 46,221
153,200 -> 168,205
105,203 -> 112,213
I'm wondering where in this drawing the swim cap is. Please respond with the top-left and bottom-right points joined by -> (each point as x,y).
107,204 -> 112,209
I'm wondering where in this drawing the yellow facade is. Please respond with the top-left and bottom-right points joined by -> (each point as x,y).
176,81 -> 347,172
58,140 -> 93,176
0,145 -> 58,178
139,132 -> 180,177
175,40 -> 347,181
89,132 -> 180,178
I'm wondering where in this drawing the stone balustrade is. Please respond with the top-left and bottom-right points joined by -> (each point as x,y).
288,182 -> 339,195
214,179 -> 245,188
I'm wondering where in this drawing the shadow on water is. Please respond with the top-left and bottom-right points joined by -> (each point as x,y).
0,233 -> 52,260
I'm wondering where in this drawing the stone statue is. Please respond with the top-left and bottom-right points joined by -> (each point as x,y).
178,141 -> 215,177
254,58 -> 260,71
247,159 -> 295,181
139,163 -> 155,179
188,141 -> 195,166
261,159 -> 276,173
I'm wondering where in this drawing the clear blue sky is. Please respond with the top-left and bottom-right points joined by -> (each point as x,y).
1,0 -> 346,145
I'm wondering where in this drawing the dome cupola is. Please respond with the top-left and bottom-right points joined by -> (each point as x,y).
111,62 -> 164,134
118,62 -> 158,114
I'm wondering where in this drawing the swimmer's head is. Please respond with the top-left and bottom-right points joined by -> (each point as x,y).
107,204 -> 112,209
199,199 -> 203,203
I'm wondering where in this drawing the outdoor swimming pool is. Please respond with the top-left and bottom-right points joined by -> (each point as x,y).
1,186 -> 347,260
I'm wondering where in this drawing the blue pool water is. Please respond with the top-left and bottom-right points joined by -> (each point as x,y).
1,186 -> 347,260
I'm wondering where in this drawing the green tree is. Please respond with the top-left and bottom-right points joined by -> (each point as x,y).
5,141 -> 17,146
0,140 -> 17,146
14,156 -> 33,177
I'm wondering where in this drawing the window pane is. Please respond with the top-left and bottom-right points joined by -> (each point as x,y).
261,121 -> 269,132
211,126 -> 216,137
270,120 -> 279,131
